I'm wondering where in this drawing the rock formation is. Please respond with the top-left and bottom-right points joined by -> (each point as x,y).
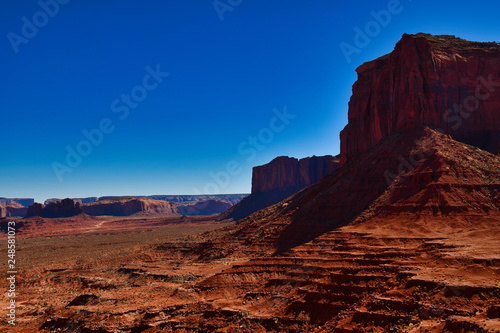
0,198 -> 34,207
26,199 -> 83,218
220,155 -> 340,221
210,33 -> 500,254
0,204 -> 28,218
45,197 -> 99,205
81,198 -> 180,217
251,155 -> 340,193
340,33 -> 500,166
179,199 -> 232,216
5,203 -> 28,217
25,202 -> 45,218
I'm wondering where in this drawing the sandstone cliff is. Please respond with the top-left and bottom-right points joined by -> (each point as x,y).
340,33 -> 500,166
251,155 -> 340,193
26,198 -> 83,218
220,155 -> 340,221
81,198 -> 180,217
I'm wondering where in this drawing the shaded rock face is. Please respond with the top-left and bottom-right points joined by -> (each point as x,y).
340,33 -> 500,166
179,200 -> 232,216
26,203 -> 45,218
81,198 -> 180,217
26,199 -> 82,218
251,155 -> 340,194
220,155 -> 340,221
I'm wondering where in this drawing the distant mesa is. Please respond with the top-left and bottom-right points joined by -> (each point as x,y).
179,199 -> 233,216
81,197 -> 180,217
44,197 -> 98,205
0,198 -> 35,217
19,195 -> 246,219
26,198 -> 83,218
0,197 -> 34,207
147,194 -> 247,205
79,195 -> 244,217
220,155 -> 340,221
0,203 -> 28,218
5,203 -> 28,217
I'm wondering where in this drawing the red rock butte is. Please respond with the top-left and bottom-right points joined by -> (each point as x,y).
220,155 -> 339,221
340,33 -> 500,166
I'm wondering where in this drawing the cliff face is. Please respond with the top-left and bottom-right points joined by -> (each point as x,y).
26,199 -> 82,218
220,155 -> 340,221
252,155 -> 340,194
26,203 -> 44,218
340,33 -> 500,166
81,198 -> 180,217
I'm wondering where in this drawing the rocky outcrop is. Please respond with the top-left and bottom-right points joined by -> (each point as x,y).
179,200 -> 232,216
0,198 -> 34,207
26,199 -> 82,218
220,155 -> 340,221
340,33 -> 500,166
81,198 -> 180,217
26,203 -> 45,218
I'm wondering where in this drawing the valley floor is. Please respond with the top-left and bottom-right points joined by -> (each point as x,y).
1,215 -> 499,332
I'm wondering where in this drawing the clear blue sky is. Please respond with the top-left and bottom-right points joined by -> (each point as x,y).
1,0 -> 499,203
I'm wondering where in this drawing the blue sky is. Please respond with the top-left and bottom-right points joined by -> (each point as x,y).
1,0 -> 499,202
